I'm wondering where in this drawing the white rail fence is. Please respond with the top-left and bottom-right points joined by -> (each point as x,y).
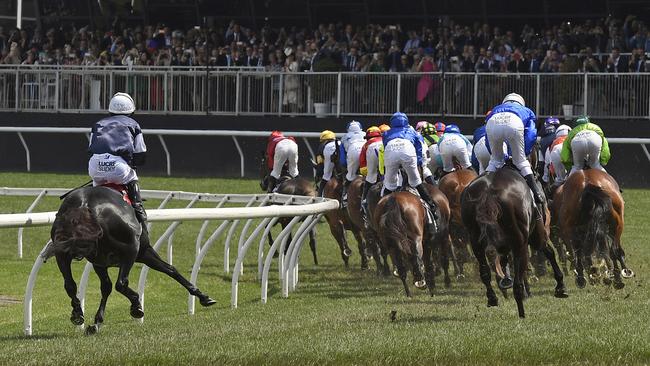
2,127 -> 650,179
0,188 -> 338,336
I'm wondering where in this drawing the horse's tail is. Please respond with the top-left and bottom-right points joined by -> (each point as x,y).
379,195 -> 415,256
579,185 -> 612,257
475,189 -> 502,248
44,207 -> 103,260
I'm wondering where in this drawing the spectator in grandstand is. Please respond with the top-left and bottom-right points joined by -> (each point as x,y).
507,49 -> 528,72
606,47 -> 628,72
629,47 -> 646,72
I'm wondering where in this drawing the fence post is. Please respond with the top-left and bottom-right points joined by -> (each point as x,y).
278,73 -> 284,116
584,73 -> 589,116
235,72 -> 241,116
535,73 -> 540,114
164,72 -> 168,112
54,70 -> 59,112
15,69 -> 19,111
473,73 -> 478,118
396,73 -> 401,112
336,72 -> 342,117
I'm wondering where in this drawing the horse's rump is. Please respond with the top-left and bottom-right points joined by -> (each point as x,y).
379,194 -> 419,257
46,206 -> 103,260
475,188 -> 503,248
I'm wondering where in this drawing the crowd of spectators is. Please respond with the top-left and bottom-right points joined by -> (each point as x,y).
0,15 -> 648,74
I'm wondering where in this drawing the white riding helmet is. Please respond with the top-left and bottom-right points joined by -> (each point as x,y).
108,92 -> 136,115
502,93 -> 525,107
556,124 -> 572,137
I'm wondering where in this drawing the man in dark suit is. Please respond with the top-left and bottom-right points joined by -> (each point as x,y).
345,47 -> 359,71
606,47 -> 628,73
507,49 -> 529,72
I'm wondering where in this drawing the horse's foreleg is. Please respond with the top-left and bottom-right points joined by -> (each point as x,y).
328,217 -> 351,267
440,234 -> 452,288
308,228 -> 318,265
352,229 -> 369,270
541,245 -> 569,298
391,247 -> 411,298
86,265 -> 112,335
137,245 -> 216,307
573,245 -> 587,288
422,238 -> 435,297
55,253 -> 84,326
114,258 -> 143,319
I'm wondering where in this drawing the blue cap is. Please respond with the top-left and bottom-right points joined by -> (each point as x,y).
389,112 -> 409,128
445,124 -> 461,134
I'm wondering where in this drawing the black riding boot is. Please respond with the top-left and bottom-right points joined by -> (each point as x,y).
360,180 -> 372,228
126,180 -> 149,245
267,176 -> 277,193
318,179 -> 327,197
425,175 -> 435,185
415,183 -> 439,235
524,174 -> 545,221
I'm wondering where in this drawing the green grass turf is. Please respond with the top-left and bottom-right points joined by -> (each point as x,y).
0,172 -> 648,365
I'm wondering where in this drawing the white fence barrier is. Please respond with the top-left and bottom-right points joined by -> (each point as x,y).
0,188 -> 338,336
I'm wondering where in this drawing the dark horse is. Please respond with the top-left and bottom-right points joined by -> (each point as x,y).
44,186 -> 216,334
260,153 -> 319,264
556,169 -> 632,289
461,167 -> 568,318
345,176 -> 384,271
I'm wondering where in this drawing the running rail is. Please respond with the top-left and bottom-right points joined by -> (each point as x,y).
1,189 -> 338,336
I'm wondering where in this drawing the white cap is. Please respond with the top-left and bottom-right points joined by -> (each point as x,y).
108,92 -> 136,115
502,93 -> 525,107
556,124 -> 572,137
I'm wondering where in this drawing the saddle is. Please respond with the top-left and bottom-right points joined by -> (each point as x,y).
101,183 -> 132,205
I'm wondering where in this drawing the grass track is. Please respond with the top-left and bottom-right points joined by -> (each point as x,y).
0,172 -> 649,365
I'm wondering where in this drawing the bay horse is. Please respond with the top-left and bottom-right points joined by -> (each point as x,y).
438,168 -> 477,278
260,153 -> 319,264
346,176 -> 384,272
44,186 -> 216,334
556,169 -> 632,289
461,167 -> 568,318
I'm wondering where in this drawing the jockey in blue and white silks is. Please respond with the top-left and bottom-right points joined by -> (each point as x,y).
437,124 -> 472,174
485,93 -> 545,208
472,125 -> 509,175
382,112 -> 438,223
339,120 -> 366,205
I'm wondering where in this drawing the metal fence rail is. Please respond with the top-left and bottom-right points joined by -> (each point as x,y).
0,68 -> 649,119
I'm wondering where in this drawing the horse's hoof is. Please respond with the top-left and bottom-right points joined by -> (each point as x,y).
343,248 -> 352,257
613,281 -> 625,290
444,277 -> 452,288
130,305 -> 145,319
360,262 -> 370,271
621,269 -> 635,279
487,297 -> 498,307
414,280 -> 427,289
498,277 -> 514,290
199,296 -> 217,307
456,273 -> 466,281
85,324 -> 99,336
392,268 -> 400,278
575,276 -> 587,289
554,287 -> 569,298
70,312 -> 84,326
602,276 -> 612,286
529,275 -> 540,283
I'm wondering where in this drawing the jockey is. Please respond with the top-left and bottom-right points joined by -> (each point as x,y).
537,116 -> 560,175
437,124 -> 473,175
378,124 -> 390,133
88,92 -> 148,231
265,130 -> 299,192
383,112 -> 439,225
433,122 -> 446,138
339,121 -> 366,206
316,130 -> 337,197
485,93 -> 545,212
419,122 -> 442,182
472,124 -> 509,175
359,126 -> 383,224
543,124 -> 572,186
560,116 -> 611,176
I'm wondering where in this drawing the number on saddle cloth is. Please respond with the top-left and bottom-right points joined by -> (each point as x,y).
101,183 -> 132,205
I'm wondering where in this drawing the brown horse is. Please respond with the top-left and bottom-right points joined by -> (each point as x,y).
556,169 -> 632,289
438,168 -> 477,278
462,167 -> 568,318
346,176 -> 384,271
322,176 -> 362,267
260,154 -> 319,264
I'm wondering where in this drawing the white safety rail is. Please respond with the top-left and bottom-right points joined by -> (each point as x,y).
0,187 -> 337,336
0,127 -> 340,177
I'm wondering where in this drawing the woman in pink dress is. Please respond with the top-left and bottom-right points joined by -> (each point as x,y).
416,54 -> 438,103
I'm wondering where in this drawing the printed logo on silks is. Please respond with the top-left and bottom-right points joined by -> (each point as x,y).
98,160 -> 116,172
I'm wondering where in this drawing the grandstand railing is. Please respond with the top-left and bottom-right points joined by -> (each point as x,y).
0,67 -> 649,119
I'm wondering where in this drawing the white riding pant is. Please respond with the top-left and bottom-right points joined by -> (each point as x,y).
486,112 -> 533,176
365,141 -> 382,184
88,153 -> 138,186
438,134 -> 472,172
322,141 -> 337,181
270,139 -> 299,179
569,130 -> 606,176
544,144 -> 567,184
474,136 -> 508,175
384,138 -> 422,191
427,144 -> 442,172
345,140 -> 365,181
421,142 -> 433,180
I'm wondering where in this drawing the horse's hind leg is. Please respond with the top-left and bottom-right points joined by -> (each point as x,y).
55,253 -> 84,326
541,246 -> 568,298
114,257 -> 144,319
352,230 -> 369,270
137,245 -> 216,306
391,248 -> 411,298
512,245 -> 527,319
471,244 -> 498,307
86,265 -> 112,335
308,228 -> 318,265
422,239 -> 436,297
